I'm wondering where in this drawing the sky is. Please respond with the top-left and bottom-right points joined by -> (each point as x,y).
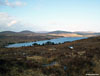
0,0 -> 100,32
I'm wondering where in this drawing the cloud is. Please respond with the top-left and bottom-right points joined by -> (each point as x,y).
0,12 -> 38,32
0,12 -> 25,31
0,0 -> 26,7
7,20 -> 17,27
14,1 -> 26,6
0,12 -> 18,27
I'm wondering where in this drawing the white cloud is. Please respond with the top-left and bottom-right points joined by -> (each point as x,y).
0,12 -> 18,27
0,0 -> 26,7
7,20 -> 17,27
5,0 -> 11,6
0,12 -> 38,32
14,1 -> 26,6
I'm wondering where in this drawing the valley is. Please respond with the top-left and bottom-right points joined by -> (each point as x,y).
0,32 -> 100,76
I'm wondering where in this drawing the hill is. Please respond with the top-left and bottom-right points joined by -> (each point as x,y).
0,36 -> 100,76
19,30 -> 35,34
74,31 -> 100,35
48,30 -> 72,34
48,30 -> 100,37
0,31 -> 16,35
0,30 -> 100,37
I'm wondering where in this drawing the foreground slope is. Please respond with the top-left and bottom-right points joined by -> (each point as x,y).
0,36 -> 100,76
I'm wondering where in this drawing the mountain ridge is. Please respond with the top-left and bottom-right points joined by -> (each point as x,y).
0,30 -> 100,37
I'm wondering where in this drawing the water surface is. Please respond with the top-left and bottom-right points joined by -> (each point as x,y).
6,37 -> 87,48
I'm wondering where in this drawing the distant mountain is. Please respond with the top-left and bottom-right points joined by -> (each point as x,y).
94,33 -> 100,35
19,30 -> 35,34
0,30 -> 100,37
0,30 -> 35,35
0,31 -> 16,35
48,30 -> 72,34
48,30 -> 100,37
74,31 -> 100,35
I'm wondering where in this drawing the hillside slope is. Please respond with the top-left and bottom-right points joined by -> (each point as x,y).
0,36 -> 100,76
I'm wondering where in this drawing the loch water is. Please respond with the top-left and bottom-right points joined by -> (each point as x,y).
6,37 -> 87,48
